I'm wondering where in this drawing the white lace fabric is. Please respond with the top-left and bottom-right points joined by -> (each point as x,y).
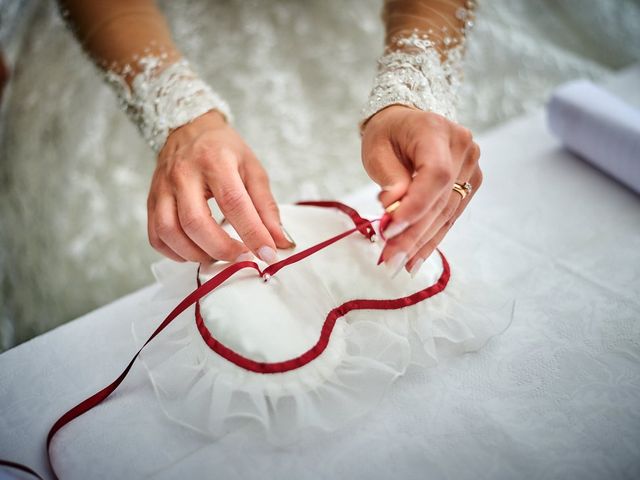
359,32 -> 464,129
105,56 -> 233,153
359,1 -> 476,131
131,204 -> 512,443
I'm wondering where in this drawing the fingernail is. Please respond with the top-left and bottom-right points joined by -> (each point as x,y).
409,258 -> 425,278
385,252 -> 408,278
235,252 -> 254,263
280,223 -> 296,248
258,245 -> 278,264
384,221 -> 409,240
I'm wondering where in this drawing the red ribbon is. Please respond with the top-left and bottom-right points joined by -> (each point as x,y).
0,201 -> 449,479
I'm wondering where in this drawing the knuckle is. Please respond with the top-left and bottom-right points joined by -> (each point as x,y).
155,218 -> 176,238
422,112 -> 447,130
211,146 -> 238,167
240,223 -> 263,244
457,126 -> 473,145
216,186 -> 245,213
168,161 -> 190,184
432,162 -> 454,186
180,211 -> 205,233
148,231 -> 163,249
472,142 -> 481,160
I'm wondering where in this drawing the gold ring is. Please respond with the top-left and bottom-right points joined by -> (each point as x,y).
385,200 -> 401,213
452,181 -> 473,199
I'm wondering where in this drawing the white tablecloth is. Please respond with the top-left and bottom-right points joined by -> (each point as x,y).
1,68 -> 639,479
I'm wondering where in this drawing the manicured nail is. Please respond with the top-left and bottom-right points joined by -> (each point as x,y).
235,252 -> 254,263
409,258 -> 425,278
385,252 -> 408,278
384,221 -> 409,240
257,246 -> 278,264
280,223 -> 296,248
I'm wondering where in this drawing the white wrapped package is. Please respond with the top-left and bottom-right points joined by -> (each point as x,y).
547,79 -> 640,194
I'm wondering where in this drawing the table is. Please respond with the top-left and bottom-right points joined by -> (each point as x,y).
1,67 -> 639,480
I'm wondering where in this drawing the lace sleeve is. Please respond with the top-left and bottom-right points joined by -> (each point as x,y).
58,0 -> 232,153
359,0 -> 476,132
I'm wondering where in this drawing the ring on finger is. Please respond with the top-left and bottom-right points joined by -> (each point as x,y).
452,181 -> 472,200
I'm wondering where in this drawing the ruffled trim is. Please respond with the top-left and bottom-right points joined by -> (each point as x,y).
132,251 -> 512,444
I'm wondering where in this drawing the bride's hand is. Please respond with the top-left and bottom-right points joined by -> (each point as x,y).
361,105 -> 482,276
147,110 -> 294,263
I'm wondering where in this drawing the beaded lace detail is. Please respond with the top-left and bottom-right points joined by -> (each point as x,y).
359,4 -> 476,132
105,57 -> 232,153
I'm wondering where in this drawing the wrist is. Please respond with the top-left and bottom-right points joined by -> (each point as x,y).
358,31 -> 465,136
106,57 -> 233,153
360,104 -> 421,134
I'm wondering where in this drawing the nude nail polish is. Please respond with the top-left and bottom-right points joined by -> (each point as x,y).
385,252 -> 408,278
257,246 -> 278,264
280,223 -> 296,248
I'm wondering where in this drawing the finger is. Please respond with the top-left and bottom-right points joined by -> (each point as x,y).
149,236 -> 187,262
210,169 -> 279,263
381,136 -> 456,240
153,193 -> 214,263
383,140 -> 480,275
174,177 -> 248,262
148,202 -> 186,262
244,156 -> 294,249
406,163 -> 481,270
401,142 -> 480,260
362,140 -> 412,209
384,125 -> 479,239
380,187 -> 462,273
406,166 -> 483,275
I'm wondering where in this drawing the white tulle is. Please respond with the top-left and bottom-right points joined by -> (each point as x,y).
131,204 -> 512,444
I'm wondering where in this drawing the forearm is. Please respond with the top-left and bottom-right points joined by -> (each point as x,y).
59,0 -> 231,152
59,0 -> 179,83
382,0 -> 473,57
360,0 -> 475,130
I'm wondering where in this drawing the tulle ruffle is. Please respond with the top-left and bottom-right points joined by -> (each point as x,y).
131,205 -> 512,444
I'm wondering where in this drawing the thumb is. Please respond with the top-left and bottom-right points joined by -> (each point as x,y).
363,142 -> 412,209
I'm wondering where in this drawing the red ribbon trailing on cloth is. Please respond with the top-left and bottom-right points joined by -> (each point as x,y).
0,201 -> 450,479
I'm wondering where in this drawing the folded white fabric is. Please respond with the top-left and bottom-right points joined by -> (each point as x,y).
547,79 -> 640,194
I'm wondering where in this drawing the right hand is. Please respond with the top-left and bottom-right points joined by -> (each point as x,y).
147,110 -> 294,264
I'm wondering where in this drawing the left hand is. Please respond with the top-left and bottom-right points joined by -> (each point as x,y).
360,104 -> 482,277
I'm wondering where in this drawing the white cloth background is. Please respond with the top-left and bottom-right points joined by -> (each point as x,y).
0,66 -> 638,479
